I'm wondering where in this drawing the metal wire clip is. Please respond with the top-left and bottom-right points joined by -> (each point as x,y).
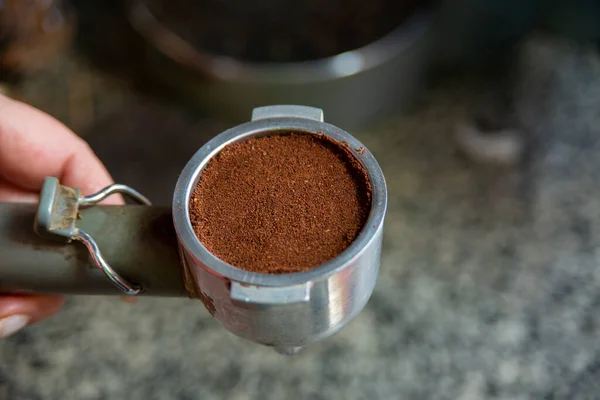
34,177 -> 151,295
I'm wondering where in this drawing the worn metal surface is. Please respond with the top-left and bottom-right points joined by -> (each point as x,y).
0,203 -> 187,296
34,176 -> 81,242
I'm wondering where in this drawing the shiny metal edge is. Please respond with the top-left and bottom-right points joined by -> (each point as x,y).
251,105 -> 324,122
172,116 -> 387,287
129,0 -> 433,83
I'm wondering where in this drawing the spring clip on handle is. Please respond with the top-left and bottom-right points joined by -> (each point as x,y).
33,177 -> 151,295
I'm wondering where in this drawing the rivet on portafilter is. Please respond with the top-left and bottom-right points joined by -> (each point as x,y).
173,105 -> 387,355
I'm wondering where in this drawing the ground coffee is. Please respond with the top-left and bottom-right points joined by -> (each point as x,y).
189,132 -> 372,274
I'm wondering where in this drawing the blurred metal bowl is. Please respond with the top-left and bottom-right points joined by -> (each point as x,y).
129,0 -> 434,128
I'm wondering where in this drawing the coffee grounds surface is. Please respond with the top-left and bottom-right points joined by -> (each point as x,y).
189,132 -> 372,274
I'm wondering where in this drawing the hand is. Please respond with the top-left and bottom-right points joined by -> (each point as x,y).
0,94 -> 120,338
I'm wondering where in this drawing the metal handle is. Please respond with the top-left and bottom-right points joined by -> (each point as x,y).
0,174 -> 192,297
35,178 -> 153,295
0,202 -> 187,296
76,184 -> 151,295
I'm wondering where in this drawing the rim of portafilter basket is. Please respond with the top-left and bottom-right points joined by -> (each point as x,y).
172,115 -> 386,286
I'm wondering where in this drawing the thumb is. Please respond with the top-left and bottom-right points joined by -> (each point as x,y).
0,294 -> 65,338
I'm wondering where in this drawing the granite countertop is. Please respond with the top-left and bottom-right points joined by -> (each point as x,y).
2,35 -> 600,399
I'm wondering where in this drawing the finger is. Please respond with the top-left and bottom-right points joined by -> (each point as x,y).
0,95 -> 122,203
0,180 -> 38,203
0,294 -> 65,338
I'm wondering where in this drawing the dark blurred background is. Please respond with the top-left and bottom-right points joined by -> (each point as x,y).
4,2 -> 600,399
2,0 -> 600,206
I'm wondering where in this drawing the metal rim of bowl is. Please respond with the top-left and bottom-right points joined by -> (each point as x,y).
129,0 -> 433,84
172,117 -> 387,286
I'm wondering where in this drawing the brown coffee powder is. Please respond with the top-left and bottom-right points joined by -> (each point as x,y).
189,132 -> 372,274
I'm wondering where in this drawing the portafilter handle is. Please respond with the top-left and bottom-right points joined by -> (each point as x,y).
0,177 -> 188,297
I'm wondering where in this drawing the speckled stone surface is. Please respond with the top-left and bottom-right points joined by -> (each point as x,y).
3,35 -> 600,399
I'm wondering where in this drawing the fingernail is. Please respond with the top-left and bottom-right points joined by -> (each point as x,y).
0,314 -> 30,338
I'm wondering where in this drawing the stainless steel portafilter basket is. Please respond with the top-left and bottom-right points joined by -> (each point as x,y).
0,105 -> 387,354
173,105 -> 388,353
